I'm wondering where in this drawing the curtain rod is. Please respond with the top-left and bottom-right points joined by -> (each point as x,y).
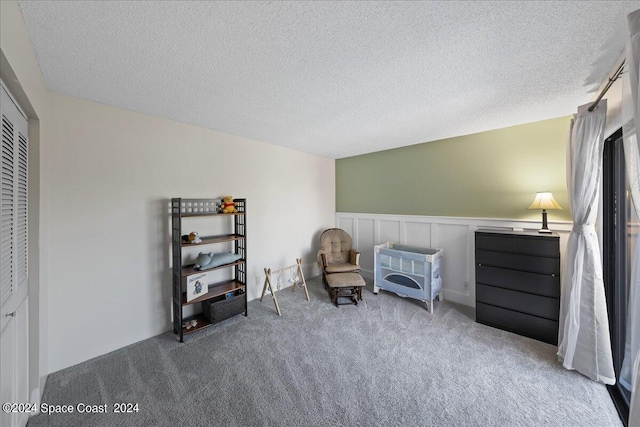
588,59 -> 626,112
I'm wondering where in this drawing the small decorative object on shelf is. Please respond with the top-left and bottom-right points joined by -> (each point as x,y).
171,198 -> 247,342
221,196 -> 238,213
193,252 -> 242,271
187,232 -> 202,244
183,319 -> 198,330
186,272 -> 207,302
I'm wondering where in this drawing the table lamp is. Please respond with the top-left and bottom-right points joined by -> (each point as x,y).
528,192 -> 562,233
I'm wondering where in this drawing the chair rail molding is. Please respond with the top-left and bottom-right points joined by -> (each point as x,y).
335,212 -> 573,307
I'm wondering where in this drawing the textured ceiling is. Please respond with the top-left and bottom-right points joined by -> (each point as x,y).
18,1 -> 640,159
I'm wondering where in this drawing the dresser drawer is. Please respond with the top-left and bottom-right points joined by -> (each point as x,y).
475,232 -> 559,257
476,302 -> 558,345
476,250 -> 560,275
476,284 -> 559,320
476,265 -> 559,298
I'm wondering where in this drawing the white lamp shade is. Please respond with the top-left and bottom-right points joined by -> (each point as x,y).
528,192 -> 563,210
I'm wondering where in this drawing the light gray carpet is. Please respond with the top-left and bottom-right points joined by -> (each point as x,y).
28,276 -> 622,427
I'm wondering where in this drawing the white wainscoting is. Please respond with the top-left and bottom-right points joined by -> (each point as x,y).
336,212 -> 573,308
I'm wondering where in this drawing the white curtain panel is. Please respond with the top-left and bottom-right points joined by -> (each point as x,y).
630,352 -> 640,426
621,8 -> 640,397
557,99 -> 615,385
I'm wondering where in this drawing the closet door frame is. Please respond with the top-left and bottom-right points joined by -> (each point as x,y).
0,79 -> 29,427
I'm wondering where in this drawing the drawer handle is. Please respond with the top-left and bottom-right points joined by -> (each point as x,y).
5,311 -> 16,317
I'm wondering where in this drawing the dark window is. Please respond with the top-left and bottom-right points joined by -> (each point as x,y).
603,127 -> 632,425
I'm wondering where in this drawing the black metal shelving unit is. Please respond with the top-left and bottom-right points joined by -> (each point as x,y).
171,198 -> 247,342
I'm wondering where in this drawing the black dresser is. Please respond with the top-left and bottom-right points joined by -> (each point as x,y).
475,229 -> 560,345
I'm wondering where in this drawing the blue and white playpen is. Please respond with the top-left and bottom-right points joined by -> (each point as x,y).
374,242 -> 443,313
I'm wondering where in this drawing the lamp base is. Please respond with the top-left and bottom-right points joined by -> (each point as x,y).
538,209 -> 552,234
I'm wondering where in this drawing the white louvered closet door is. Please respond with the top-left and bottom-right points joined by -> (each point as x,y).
0,83 -> 29,427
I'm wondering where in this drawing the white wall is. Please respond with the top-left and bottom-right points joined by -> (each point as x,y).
2,0 -> 335,378
336,212 -> 572,307
599,52 -> 626,138
43,92 -> 335,372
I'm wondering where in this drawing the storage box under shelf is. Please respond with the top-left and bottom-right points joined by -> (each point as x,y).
202,292 -> 245,324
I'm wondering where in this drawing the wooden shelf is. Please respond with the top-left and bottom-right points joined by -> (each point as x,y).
182,314 -> 211,335
181,234 -> 245,247
181,211 -> 244,218
182,280 -> 245,306
181,259 -> 245,277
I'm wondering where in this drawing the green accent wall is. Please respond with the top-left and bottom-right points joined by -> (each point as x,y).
336,116 -> 572,221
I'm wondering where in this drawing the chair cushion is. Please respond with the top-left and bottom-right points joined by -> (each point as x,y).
326,273 -> 365,288
325,262 -> 360,274
320,229 -> 353,264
